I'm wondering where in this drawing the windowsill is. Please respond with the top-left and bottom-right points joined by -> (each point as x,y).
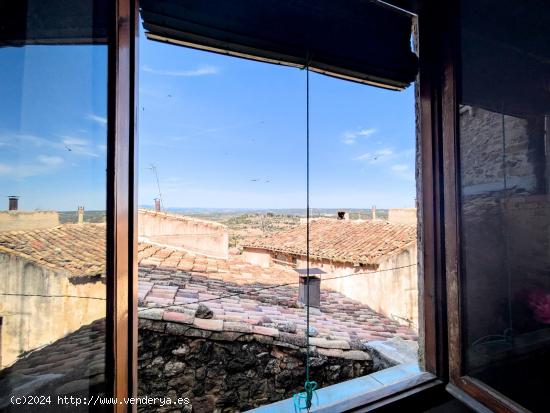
248,363 -> 435,412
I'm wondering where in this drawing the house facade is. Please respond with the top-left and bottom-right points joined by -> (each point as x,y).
0,224 -> 106,368
242,217 -> 418,328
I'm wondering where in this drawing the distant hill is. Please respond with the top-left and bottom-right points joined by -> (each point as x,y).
59,210 -> 106,224
139,206 -> 389,220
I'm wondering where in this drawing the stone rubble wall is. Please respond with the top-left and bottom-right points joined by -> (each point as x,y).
459,106 -> 550,346
138,319 -> 374,413
459,106 -> 540,195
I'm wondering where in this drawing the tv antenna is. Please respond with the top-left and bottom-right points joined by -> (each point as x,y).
148,164 -> 164,212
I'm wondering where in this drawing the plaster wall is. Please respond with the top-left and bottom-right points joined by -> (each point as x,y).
0,253 -> 105,367
387,208 -> 417,225
320,246 -> 418,329
138,209 -> 229,258
0,211 -> 59,232
241,247 -> 274,268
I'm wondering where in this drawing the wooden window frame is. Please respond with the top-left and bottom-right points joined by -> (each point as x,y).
107,0 -> 138,411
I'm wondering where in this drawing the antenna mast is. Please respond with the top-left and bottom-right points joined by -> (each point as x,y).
149,164 -> 164,212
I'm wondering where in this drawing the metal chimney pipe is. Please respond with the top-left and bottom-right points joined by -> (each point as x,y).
154,198 -> 161,212
8,196 -> 19,211
372,205 -> 376,220
296,268 -> 325,308
299,276 -> 321,308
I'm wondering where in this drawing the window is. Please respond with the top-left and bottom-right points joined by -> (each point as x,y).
0,1 -> 110,410
5,0 -> 507,411
446,0 -> 550,411
136,4 -> 426,410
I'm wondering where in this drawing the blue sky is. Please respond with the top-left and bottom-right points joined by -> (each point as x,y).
139,30 -> 416,209
0,30 -> 415,212
0,45 -> 108,211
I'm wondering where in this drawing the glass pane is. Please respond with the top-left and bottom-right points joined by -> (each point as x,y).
459,0 -> 550,410
0,2 -> 108,411
138,14 -> 420,412
308,71 -> 419,368
138,26 -> 307,412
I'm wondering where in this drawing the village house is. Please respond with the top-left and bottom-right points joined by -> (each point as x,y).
242,213 -> 418,328
0,222 -> 106,368
0,209 -> 418,411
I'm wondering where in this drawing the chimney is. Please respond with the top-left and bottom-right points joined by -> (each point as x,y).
8,196 -> 19,211
337,211 -> 349,220
154,198 -> 161,212
372,205 -> 377,220
77,206 -> 84,224
296,268 -> 324,308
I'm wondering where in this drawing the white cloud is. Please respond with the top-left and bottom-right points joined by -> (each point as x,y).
341,128 -> 376,145
391,164 -> 409,172
354,148 -> 395,163
61,136 -> 99,157
354,147 -> 414,165
0,133 -> 57,149
38,155 -> 64,166
391,163 -> 415,182
88,114 -> 107,126
142,64 -> 220,77
63,137 -> 88,146
0,162 -> 60,179
0,163 -> 12,174
0,132 -> 99,158
0,153 -> 65,179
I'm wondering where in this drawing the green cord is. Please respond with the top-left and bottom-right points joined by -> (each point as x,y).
293,380 -> 318,411
293,59 -> 317,413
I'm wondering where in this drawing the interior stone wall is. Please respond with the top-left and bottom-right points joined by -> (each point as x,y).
459,106 -> 539,195
459,106 -> 550,348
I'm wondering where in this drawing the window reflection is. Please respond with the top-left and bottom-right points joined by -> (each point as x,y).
459,0 -> 550,409
0,2 -> 108,411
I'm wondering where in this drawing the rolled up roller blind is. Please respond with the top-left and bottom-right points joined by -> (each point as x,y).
140,0 -> 418,90
0,0 -> 109,46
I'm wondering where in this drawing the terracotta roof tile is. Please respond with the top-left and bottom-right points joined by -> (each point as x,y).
138,243 -> 419,349
0,224 -> 417,355
0,224 -> 106,278
242,218 -> 416,266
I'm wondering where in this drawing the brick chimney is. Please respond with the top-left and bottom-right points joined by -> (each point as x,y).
77,206 -> 84,224
337,211 -> 349,220
8,196 -> 19,211
154,198 -> 161,212
372,205 -> 377,220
